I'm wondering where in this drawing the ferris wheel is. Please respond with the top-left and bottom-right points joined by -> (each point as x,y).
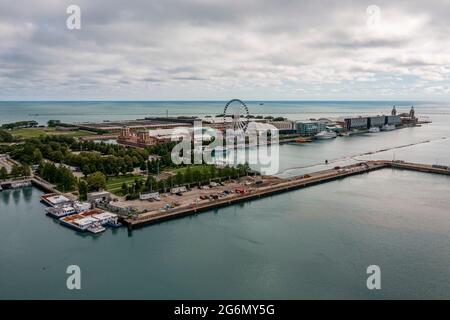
223,99 -> 250,132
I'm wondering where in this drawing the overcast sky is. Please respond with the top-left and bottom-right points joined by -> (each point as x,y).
1,0 -> 449,100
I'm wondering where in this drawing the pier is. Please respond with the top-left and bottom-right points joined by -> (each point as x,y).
0,175 -> 72,197
123,160 -> 450,229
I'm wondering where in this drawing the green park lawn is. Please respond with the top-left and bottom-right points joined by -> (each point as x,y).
170,164 -> 213,175
106,174 -> 145,195
10,128 -> 94,139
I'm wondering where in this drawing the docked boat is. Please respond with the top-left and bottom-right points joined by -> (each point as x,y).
11,181 -> 32,189
315,131 -> 337,140
369,127 -> 380,133
294,137 -> 313,143
60,209 -> 119,233
87,223 -> 106,234
106,220 -> 122,228
41,193 -> 72,208
381,124 -> 396,131
46,206 -> 77,218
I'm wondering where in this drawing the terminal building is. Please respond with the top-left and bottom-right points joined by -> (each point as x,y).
343,117 -> 369,131
295,121 -> 327,135
368,116 -> 386,128
343,114 -> 401,131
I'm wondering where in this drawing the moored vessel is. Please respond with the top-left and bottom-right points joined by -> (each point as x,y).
315,130 -> 337,140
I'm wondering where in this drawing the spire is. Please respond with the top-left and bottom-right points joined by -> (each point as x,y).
409,105 -> 415,118
391,105 -> 397,116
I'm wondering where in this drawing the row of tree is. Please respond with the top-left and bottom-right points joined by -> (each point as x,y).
9,136 -> 179,177
0,130 -> 14,143
37,162 -> 78,192
122,163 -> 252,199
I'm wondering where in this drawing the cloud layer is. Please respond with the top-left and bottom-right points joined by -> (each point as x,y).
1,0 -> 450,100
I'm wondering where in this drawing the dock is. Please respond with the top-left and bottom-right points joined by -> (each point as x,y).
123,160 -> 450,229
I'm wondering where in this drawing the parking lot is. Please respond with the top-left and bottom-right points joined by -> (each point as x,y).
126,175 -> 282,213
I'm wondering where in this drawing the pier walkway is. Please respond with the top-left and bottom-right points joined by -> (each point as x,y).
123,160 -> 449,229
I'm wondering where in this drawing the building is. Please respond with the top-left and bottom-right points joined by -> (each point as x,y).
107,201 -> 133,215
117,126 -> 158,148
399,106 -> 418,125
368,116 -> 386,128
268,120 -> 295,134
268,121 -> 294,131
75,118 -> 191,134
296,121 -> 327,135
385,115 -> 401,125
343,117 -> 368,131
87,191 -> 111,203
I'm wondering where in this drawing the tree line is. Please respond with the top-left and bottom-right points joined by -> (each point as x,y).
123,163 -> 252,200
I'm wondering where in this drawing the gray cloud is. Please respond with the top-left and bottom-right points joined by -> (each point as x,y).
0,0 -> 449,99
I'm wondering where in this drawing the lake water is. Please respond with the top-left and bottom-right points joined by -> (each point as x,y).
1,101 -> 450,299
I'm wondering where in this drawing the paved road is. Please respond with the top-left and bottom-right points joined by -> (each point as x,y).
0,155 -> 12,173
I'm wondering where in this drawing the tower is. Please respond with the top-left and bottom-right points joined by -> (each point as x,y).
391,105 -> 397,116
409,106 -> 415,119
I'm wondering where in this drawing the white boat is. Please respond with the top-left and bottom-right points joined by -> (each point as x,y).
381,124 -> 396,131
369,127 -> 380,133
315,131 -> 337,140
46,205 -> 77,218
87,223 -> 106,234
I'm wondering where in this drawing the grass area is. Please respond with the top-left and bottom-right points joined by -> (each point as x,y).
106,174 -> 146,195
10,128 -> 95,139
169,164 -> 213,174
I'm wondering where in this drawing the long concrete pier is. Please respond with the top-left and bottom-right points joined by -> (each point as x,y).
123,160 -> 450,229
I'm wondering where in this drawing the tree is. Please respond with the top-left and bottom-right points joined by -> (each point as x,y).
86,171 -> 107,192
192,169 -> 201,186
175,172 -> 184,186
56,166 -> 77,192
145,175 -> 156,191
78,180 -> 88,201
11,164 -> 23,177
121,183 -> 128,194
33,149 -> 43,163
0,167 -> 7,180
184,167 -> 193,185
47,120 -> 61,127
0,129 -> 14,143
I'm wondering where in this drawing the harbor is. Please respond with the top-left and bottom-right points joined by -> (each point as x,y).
122,160 -> 450,229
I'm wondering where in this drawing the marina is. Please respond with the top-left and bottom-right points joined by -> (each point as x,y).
122,160 -> 450,229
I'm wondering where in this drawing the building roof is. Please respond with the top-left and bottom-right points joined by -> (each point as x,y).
45,194 -> 71,205
74,217 -> 97,226
92,211 -> 117,220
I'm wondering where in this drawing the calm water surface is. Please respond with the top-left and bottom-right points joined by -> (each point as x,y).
1,170 -> 450,299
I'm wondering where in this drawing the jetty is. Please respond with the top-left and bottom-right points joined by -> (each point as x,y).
122,160 -> 450,229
